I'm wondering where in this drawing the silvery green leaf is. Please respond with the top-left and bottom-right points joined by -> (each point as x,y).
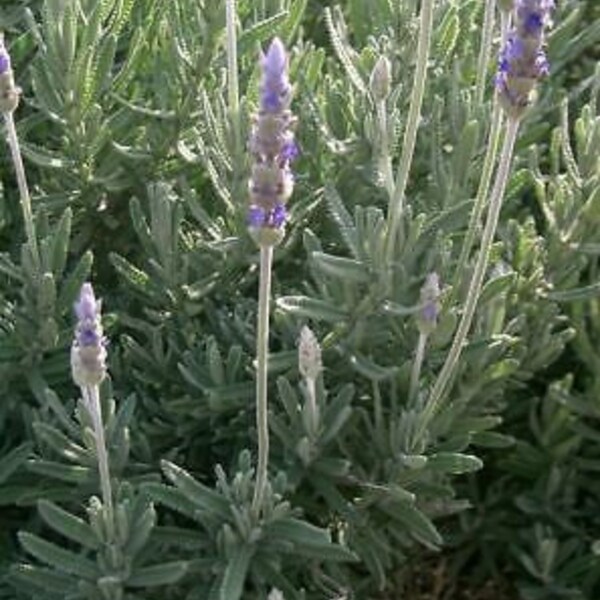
219,545 -> 253,600
37,500 -> 99,550
18,532 -> 99,579
128,561 -> 188,587
0,443 -> 32,485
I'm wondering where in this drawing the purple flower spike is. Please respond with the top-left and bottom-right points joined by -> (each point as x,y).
248,38 -> 297,246
496,0 -> 554,115
71,283 -> 107,387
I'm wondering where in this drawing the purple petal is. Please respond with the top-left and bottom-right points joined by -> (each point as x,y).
281,139 -> 299,163
269,204 -> 287,228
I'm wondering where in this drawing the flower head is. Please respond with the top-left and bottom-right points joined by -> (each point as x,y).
71,283 -> 107,387
248,38 -> 297,247
495,0 -> 554,116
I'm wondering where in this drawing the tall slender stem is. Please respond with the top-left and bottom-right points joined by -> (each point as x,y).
305,376 -> 319,439
225,0 -> 242,189
416,117 -> 521,441
252,245 -> 274,517
409,332 -> 428,403
3,112 -> 40,271
475,0 -> 496,107
83,384 -> 114,532
452,105 -> 503,298
385,0 -> 434,265
376,100 -> 395,199
452,12 -> 511,302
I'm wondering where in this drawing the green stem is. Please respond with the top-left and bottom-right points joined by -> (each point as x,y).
376,99 -> 395,199
409,332 -> 428,403
452,105 -> 503,298
385,0 -> 434,265
305,376 -> 319,440
3,112 -> 40,271
251,245 -> 274,517
475,0 -> 496,107
83,384 -> 114,535
452,11 -> 511,302
373,381 -> 383,439
225,0 -> 242,190
417,116 -> 521,441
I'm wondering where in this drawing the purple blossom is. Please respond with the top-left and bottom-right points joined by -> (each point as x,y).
268,203 -> 287,228
247,203 -> 287,229
280,138 -> 299,163
71,283 -> 107,387
496,0 -> 554,114
248,38 -> 296,244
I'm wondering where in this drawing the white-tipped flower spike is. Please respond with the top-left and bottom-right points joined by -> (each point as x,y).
417,272 -> 441,335
268,590 -> 285,600
298,325 -> 322,382
71,283 -> 107,387
0,34 -> 20,114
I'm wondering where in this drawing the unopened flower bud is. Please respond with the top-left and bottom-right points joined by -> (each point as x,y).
417,273 -> 441,335
369,55 -> 392,102
71,283 -> 107,387
298,326 -> 322,381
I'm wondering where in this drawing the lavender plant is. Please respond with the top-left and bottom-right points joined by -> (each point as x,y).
11,283 -> 187,599
248,36 -> 297,517
1,0 -> 599,598
420,0 -> 555,434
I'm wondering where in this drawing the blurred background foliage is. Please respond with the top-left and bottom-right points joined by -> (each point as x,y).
0,0 -> 599,598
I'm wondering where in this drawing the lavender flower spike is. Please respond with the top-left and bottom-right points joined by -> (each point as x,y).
0,34 -> 20,114
247,37 -> 297,247
71,283 -> 107,387
495,0 -> 554,117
